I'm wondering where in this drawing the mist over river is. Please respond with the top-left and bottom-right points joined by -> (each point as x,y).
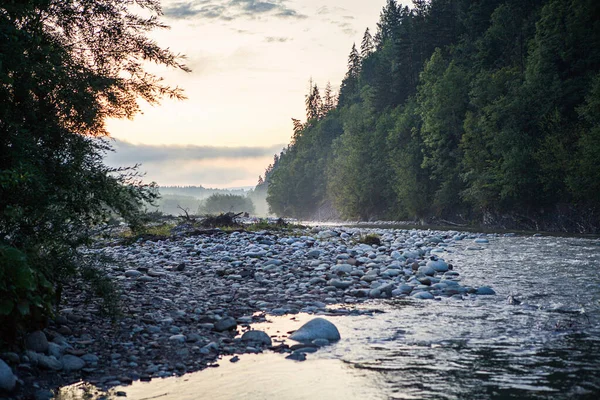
55,232 -> 600,400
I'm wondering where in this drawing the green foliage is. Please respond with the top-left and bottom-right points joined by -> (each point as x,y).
0,245 -> 53,338
0,0 -> 187,341
264,0 -> 600,231
199,194 -> 255,215
79,264 -> 121,319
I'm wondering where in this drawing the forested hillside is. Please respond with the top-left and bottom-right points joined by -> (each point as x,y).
263,0 -> 600,232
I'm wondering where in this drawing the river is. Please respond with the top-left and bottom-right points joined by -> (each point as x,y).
57,233 -> 600,399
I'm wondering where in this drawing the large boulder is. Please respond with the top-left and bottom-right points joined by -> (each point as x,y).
289,318 -> 341,342
0,359 -> 16,392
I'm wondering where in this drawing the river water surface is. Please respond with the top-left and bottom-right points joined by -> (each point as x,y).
59,234 -> 600,399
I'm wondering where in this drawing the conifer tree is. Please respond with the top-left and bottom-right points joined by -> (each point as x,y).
323,81 -> 336,114
361,28 -> 375,58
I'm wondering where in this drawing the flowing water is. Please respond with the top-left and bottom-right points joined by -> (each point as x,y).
58,234 -> 600,399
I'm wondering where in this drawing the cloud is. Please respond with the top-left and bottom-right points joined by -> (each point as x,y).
103,139 -> 285,187
105,139 -> 285,165
330,20 -> 356,36
264,36 -> 291,43
316,6 -> 348,15
163,0 -> 306,21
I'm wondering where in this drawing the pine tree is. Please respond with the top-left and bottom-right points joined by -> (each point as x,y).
348,43 -> 362,78
375,0 -> 401,46
323,81 -> 336,114
338,44 -> 362,107
305,80 -> 323,122
361,28 -> 375,58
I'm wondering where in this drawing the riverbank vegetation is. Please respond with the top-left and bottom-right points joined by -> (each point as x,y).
264,0 -> 600,233
0,1 -> 187,343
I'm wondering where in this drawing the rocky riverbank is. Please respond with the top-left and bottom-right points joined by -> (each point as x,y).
1,225 -> 499,399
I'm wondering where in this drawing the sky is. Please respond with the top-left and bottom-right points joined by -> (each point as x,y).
104,0 -> 387,188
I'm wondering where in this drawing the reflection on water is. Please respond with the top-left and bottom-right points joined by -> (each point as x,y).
58,235 -> 600,399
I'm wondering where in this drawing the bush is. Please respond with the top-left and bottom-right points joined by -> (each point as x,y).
199,194 -> 256,215
0,1 -> 187,343
0,245 -> 54,341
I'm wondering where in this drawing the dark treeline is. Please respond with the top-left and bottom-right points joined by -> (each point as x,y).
264,0 -> 600,232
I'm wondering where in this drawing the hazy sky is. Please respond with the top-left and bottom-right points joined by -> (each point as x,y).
104,0 -> 387,188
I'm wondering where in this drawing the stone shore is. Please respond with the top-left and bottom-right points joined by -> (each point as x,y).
0,225 -> 497,399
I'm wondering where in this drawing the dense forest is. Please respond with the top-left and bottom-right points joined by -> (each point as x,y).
263,0 -> 600,232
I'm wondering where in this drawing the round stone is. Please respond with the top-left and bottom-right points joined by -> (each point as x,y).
241,330 -> 272,346
289,318 -> 341,342
61,355 -> 85,371
25,331 -> 49,353
0,359 -> 16,392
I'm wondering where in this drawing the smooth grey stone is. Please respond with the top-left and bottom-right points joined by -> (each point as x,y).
0,359 -> 16,392
474,238 -> 489,244
241,330 -> 272,346
418,265 -> 436,276
328,279 -> 353,289
309,277 -> 327,285
35,389 -> 54,400
81,354 -> 99,364
426,260 -> 449,272
214,317 -> 237,332
332,264 -> 353,274
61,355 -> 85,371
38,355 -> 63,370
285,352 -> 307,361
168,334 -> 186,343
475,286 -> 496,295
26,331 -> 48,353
47,342 -> 63,359
1,352 -> 19,364
411,291 -> 435,300
124,270 -> 142,278
289,318 -> 341,342
312,338 -> 330,347
293,347 -> 318,353
306,250 -> 321,259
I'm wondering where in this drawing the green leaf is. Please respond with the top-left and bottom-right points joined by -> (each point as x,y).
0,299 -> 14,316
17,300 -> 30,316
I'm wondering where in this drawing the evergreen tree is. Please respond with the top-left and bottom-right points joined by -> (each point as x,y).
338,44 -> 362,107
323,82 -> 336,114
361,28 -> 375,58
